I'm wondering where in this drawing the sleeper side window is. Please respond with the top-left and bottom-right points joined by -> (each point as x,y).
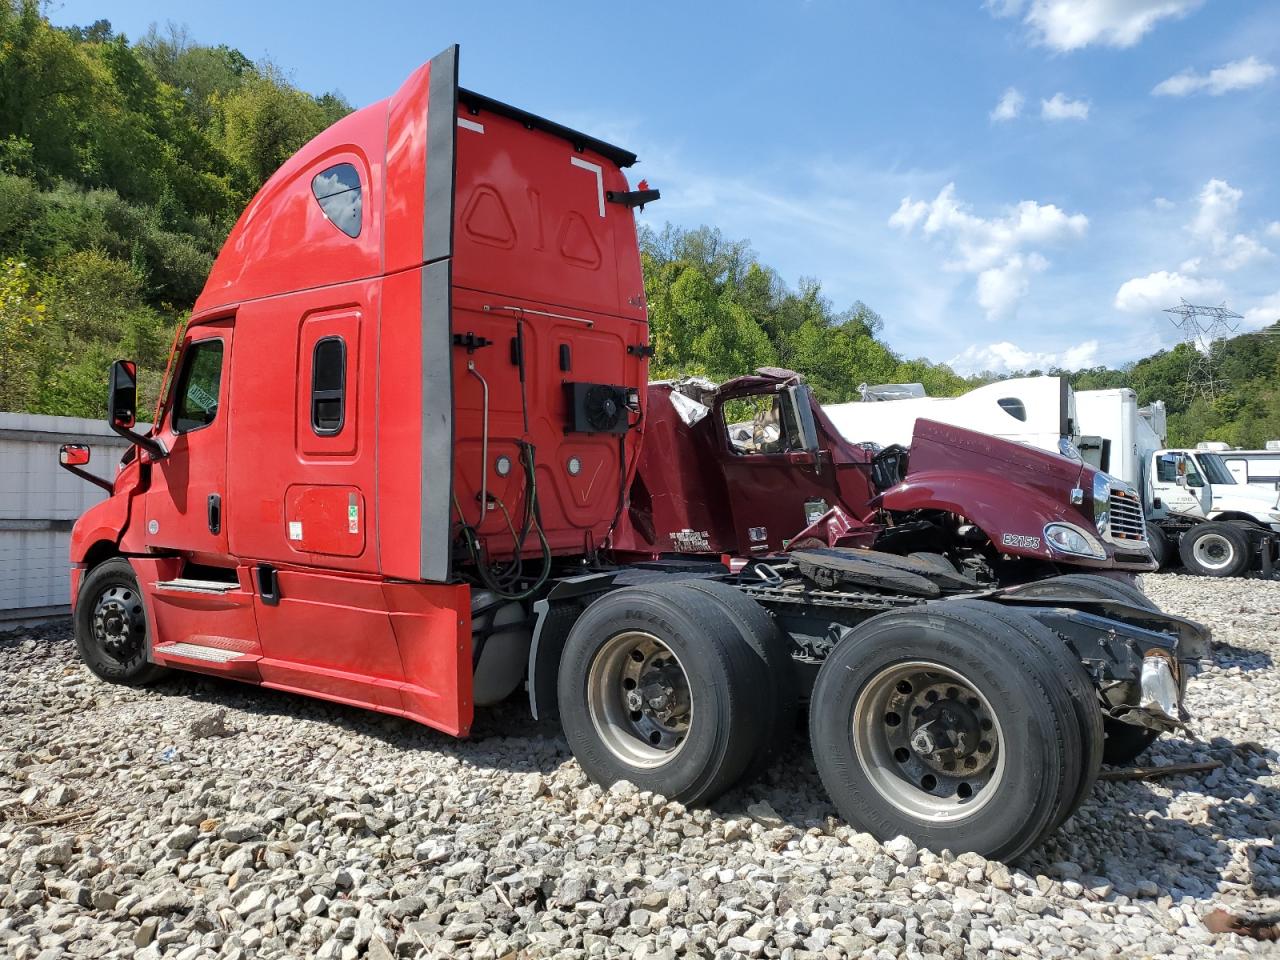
311,336 -> 346,434
997,397 -> 1027,421
311,163 -> 363,238
172,340 -> 224,433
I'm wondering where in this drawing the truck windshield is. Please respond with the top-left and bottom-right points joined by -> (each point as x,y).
1195,453 -> 1235,485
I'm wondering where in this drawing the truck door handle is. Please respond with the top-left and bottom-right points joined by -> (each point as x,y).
207,494 -> 221,535
256,564 -> 280,606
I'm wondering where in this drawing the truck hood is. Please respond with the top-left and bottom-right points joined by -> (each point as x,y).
911,418 -> 1086,489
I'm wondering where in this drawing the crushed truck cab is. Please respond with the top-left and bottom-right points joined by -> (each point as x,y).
620,371 -> 1155,582
64,47 -> 1207,862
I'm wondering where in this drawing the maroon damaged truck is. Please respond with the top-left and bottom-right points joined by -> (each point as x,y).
610,368 -> 1178,766
618,368 -> 1155,585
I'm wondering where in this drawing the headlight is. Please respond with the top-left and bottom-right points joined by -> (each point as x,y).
1092,472 -> 1112,536
1044,522 -> 1107,559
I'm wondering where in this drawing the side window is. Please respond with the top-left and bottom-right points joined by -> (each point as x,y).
722,395 -> 799,456
997,397 -> 1027,421
311,163 -> 363,238
311,336 -> 346,434
1155,455 -> 1178,483
172,340 -> 224,433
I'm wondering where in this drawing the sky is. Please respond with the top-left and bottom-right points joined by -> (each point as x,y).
46,0 -> 1280,374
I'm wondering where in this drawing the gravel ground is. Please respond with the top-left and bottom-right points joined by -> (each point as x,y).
1,572 -> 1278,960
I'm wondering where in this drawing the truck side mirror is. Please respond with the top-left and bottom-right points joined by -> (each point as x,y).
58,443 -> 113,493
106,358 -> 165,459
60,443 -> 90,466
109,359 -> 138,429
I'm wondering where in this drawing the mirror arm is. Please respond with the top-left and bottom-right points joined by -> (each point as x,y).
58,461 -> 114,494
109,421 -> 166,459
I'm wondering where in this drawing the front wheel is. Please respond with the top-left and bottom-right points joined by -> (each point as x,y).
1179,522 -> 1251,578
809,602 -> 1083,861
74,558 -> 165,686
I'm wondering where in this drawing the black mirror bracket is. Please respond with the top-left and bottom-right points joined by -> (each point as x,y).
109,420 -> 167,460
58,460 -> 114,494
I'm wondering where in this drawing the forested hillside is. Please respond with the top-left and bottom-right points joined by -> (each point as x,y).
0,2 -> 976,420
641,224 -> 979,402
1061,327 -> 1280,447
1,1 -> 1274,449
0,0 -> 349,415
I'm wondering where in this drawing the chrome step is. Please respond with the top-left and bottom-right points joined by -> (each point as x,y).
154,578 -> 238,594
154,642 -> 247,664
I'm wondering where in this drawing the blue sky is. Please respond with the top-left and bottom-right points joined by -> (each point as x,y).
47,0 -> 1280,373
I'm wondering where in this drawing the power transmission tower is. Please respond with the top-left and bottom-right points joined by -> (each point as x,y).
1163,299 -> 1241,402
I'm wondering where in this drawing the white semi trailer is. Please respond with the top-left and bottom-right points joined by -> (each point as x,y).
826,380 -> 1280,577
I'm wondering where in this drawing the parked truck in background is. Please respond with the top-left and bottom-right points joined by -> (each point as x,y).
828,378 -> 1280,578
1202,441 -> 1280,492
56,46 -> 1209,860
1072,390 -> 1280,578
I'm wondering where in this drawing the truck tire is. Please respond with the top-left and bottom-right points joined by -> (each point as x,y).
948,600 -> 1103,829
1146,522 -> 1171,569
74,558 -> 165,687
809,601 -> 1082,861
557,583 -> 768,805
677,579 -> 798,784
1008,574 -> 1162,764
1179,522 -> 1251,578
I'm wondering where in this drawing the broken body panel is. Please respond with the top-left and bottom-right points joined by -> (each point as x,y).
620,371 -> 1156,577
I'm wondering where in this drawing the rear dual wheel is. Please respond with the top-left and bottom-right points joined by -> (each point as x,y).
557,581 -> 796,804
809,600 -> 1101,861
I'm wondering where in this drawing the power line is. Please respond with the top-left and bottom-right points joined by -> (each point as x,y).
1163,299 -> 1241,402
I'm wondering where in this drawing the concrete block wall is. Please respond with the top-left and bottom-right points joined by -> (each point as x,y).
0,413 -> 129,622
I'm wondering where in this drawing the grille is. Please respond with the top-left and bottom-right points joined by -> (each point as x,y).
1106,488 -> 1147,544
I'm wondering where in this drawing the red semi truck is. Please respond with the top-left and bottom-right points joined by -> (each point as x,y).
60,47 -> 1207,860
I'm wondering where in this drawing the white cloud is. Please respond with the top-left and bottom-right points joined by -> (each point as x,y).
949,338 -> 1100,374
1153,56 -> 1276,96
890,183 -> 1087,319
1186,179 -> 1272,270
1242,292 -> 1280,331
1221,233 -> 1271,271
991,87 -> 1024,122
1153,197 -> 1175,210
1267,222 -> 1280,238
986,0 -> 1202,51
1190,178 -> 1241,241
976,253 -> 1048,318
1041,93 -> 1090,120
1113,270 -> 1226,313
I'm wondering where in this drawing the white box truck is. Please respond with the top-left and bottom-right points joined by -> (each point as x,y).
826,380 -> 1280,577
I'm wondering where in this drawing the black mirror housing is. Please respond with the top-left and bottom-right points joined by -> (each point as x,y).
108,359 -> 138,429
106,359 -> 165,458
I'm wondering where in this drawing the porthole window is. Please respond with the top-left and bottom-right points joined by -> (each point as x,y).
997,397 -> 1027,422
311,163 -> 362,238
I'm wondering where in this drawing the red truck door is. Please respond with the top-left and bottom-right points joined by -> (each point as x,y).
145,324 -> 233,559
714,390 -> 848,553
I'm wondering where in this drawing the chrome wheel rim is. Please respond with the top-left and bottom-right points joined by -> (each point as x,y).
1192,533 -> 1233,571
587,631 -> 693,768
852,661 -> 1005,821
92,583 -> 147,664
